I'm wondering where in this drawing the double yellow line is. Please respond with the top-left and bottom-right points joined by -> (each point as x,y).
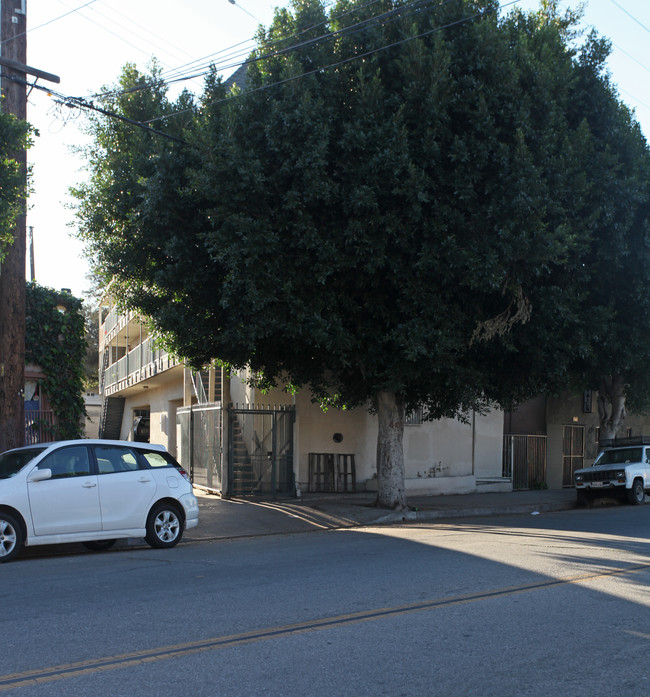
2,562 -> 648,691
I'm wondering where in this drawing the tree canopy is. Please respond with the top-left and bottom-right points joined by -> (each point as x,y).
72,0 -> 650,507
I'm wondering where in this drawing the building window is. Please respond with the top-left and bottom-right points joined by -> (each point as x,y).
405,407 -> 423,426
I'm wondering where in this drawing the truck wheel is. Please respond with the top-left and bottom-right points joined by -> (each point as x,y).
627,479 -> 645,505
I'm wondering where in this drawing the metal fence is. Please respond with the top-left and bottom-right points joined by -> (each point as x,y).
502,434 -> 547,490
24,410 -> 55,445
177,403 -> 222,493
228,404 -> 295,497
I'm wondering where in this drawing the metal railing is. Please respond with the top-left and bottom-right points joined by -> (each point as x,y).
25,410 -> 55,445
101,338 -> 172,391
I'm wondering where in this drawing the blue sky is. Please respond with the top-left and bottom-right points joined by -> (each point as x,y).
24,0 -> 650,299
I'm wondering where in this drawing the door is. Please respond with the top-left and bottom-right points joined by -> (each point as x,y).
93,444 -> 157,530
27,445 -> 101,535
562,425 -> 585,486
228,406 -> 294,496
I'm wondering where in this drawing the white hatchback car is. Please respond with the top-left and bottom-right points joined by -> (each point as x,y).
0,439 -> 199,562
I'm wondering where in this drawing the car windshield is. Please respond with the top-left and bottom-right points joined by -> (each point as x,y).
0,447 -> 47,479
594,447 -> 644,466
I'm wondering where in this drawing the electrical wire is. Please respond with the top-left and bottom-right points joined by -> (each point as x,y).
90,0 -> 388,100
3,71 -> 185,143
146,0 -> 521,125
19,0 -> 509,143
1,0 -> 99,46
608,0 -> 650,35
93,0 -> 460,103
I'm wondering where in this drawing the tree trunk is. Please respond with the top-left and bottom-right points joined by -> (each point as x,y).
375,390 -> 407,510
597,374 -> 626,441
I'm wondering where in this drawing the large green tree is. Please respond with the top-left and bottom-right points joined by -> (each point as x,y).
561,37 -> 650,440
73,0 -> 650,506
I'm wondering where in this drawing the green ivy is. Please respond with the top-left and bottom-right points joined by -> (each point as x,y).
25,282 -> 87,440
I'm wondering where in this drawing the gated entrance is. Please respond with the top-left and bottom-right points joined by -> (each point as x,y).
562,424 -> 585,487
177,403 -> 222,493
502,434 -> 547,490
228,404 -> 295,497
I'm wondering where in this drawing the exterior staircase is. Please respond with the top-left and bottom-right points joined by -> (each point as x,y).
99,397 -> 125,440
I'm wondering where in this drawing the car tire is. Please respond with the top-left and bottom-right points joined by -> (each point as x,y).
0,512 -> 23,563
627,480 -> 646,505
145,503 -> 183,549
82,540 -> 117,552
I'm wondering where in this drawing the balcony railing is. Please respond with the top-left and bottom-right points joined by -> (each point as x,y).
102,337 -> 178,392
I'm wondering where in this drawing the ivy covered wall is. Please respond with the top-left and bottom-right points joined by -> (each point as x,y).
25,282 -> 86,440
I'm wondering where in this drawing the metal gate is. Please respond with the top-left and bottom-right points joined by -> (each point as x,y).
177,403 -> 222,493
228,404 -> 295,497
503,434 -> 547,490
562,424 -> 584,487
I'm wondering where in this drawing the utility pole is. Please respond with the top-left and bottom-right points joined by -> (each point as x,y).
0,0 -> 27,452
0,1 -> 59,450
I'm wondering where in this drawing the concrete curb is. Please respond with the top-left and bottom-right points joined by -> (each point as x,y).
374,499 -> 577,525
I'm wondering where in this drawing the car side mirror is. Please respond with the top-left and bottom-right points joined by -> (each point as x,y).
28,468 -> 52,482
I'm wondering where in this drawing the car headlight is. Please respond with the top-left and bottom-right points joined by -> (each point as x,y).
575,474 -> 583,483
616,470 -> 626,480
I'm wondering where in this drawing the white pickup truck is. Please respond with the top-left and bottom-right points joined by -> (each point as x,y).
574,439 -> 650,506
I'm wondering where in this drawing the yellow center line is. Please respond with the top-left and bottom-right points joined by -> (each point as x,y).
2,562 -> 648,691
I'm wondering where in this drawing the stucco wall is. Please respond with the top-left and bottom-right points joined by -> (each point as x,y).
120,381 -> 184,452
546,390 -> 650,489
292,391 -> 504,495
293,392 -> 376,490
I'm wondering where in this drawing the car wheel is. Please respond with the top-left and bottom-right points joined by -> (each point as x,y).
627,479 -> 645,505
145,503 -> 183,549
0,512 -> 23,563
82,540 -> 117,552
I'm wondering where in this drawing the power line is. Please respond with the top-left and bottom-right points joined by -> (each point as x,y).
1,0 -> 99,46
4,71 -> 185,144
609,0 -> 650,35
90,0 -> 388,100
93,0 -> 456,104
147,0 -> 521,126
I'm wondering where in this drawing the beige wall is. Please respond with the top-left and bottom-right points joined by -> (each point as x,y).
114,370 -> 505,496
292,390 -> 504,495
120,381 -> 184,450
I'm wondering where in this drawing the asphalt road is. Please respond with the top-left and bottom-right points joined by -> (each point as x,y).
3,504 -> 650,696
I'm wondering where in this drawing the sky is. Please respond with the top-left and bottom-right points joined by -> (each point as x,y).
21,0 -> 650,301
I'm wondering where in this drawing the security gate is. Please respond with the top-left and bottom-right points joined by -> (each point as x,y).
503,434 -> 547,490
177,403 -> 222,492
562,424 -> 585,487
228,404 -> 295,497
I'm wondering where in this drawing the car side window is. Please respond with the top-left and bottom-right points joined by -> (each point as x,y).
38,446 -> 91,479
94,445 -> 141,474
140,451 -> 175,469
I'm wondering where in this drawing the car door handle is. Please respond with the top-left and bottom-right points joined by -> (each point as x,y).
138,477 -> 152,483
82,482 -> 97,488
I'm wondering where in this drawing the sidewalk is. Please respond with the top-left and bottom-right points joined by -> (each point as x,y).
184,488 -> 579,543
20,488 -> 579,559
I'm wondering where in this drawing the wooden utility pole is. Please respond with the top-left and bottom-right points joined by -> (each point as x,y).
0,0 -> 27,452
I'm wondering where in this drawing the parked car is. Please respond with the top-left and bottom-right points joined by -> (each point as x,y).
574,437 -> 650,506
0,439 -> 199,563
